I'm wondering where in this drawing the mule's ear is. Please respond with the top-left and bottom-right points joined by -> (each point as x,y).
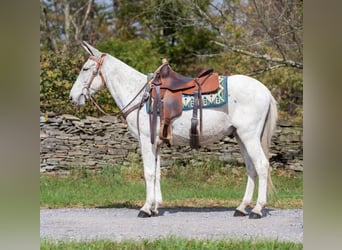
81,41 -> 101,57
81,41 -> 93,55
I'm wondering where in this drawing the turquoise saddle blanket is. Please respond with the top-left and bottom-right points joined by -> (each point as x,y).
146,75 -> 228,112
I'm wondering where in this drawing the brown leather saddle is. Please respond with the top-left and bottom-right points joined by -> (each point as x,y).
148,59 -> 219,149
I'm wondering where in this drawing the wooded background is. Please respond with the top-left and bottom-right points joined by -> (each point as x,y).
40,0 -> 303,122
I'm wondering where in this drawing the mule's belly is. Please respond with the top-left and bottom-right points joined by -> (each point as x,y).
172,132 -> 226,146
170,109 -> 231,146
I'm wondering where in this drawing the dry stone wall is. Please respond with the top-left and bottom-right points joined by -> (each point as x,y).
40,112 -> 303,173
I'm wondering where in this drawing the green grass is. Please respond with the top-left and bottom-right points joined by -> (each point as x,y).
41,237 -> 303,250
40,160 -> 302,209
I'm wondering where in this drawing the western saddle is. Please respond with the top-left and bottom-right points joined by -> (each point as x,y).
148,59 -> 219,149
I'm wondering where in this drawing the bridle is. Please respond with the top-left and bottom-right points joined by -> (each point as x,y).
80,53 -> 106,101
79,53 -> 150,121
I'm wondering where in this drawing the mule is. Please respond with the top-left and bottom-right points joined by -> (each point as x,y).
69,41 -> 278,219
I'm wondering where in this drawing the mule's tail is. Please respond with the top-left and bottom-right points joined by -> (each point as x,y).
261,94 -> 278,196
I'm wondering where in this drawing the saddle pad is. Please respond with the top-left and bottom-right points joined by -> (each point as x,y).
182,75 -> 228,110
145,75 -> 228,113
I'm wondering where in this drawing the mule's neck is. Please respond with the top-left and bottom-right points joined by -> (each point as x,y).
102,55 -> 147,110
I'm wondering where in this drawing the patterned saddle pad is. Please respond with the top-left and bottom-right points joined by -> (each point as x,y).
182,75 -> 228,110
146,75 -> 228,112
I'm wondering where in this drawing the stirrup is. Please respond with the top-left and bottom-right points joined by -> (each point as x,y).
159,121 -> 172,146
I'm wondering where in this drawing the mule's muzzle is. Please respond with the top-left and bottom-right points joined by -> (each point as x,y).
69,94 -> 84,107
69,95 -> 77,105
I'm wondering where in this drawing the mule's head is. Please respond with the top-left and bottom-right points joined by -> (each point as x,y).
69,41 -> 106,106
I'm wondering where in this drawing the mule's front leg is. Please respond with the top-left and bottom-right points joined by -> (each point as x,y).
138,139 -> 162,218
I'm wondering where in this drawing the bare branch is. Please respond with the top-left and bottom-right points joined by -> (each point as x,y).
214,41 -> 303,69
80,0 -> 93,33
189,2 -> 223,37
69,0 -> 93,42
70,1 -> 89,18
248,64 -> 288,76
252,0 -> 286,60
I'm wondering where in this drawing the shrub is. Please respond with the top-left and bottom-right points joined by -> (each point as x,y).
40,51 -> 117,117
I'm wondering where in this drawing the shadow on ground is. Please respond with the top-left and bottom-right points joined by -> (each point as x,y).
96,203 -> 274,217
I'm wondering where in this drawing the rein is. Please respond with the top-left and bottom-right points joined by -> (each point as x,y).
81,54 -> 150,120
81,54 -> 170,140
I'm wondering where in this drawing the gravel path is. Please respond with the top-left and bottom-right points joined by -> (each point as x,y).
40,207 -> 302,243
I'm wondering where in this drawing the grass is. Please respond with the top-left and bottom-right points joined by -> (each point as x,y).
41,237 -> 303,250
40,161 -> 303,249
40,160 -> 302,209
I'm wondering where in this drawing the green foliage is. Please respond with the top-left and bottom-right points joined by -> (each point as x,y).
97,38 -> 162,74
40,50 -> 82,114
142,1 -> 221,74
40,50 -> 118,117
259,67 -> 303,120
111,1 -> 146,40
159,27 -> 221,74
41,238 -> 303,250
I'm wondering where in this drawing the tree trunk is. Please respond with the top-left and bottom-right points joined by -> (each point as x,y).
41,0 -> 58,52
62,0 -> 71,53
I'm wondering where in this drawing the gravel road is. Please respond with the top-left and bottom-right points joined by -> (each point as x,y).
40,207 -> 303,243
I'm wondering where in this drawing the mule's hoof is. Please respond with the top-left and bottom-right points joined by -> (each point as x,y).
137,210 -> 151,218
249,212 -> 262,219
151,210 -> 158,217
233,210 -> 247,217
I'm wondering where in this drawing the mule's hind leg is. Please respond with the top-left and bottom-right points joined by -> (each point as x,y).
234,134 -> 257,216
237,133 -> 270,218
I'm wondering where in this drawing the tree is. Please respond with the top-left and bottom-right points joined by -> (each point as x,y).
40,0 -> 113,53
112,0 -> 220,73
40,0 -> 303,118
190,0 -> 303,71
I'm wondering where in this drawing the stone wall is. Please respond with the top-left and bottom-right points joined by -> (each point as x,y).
40,112 -> 303,172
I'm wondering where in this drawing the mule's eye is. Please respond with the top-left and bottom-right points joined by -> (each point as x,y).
83,67 -> 89,71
